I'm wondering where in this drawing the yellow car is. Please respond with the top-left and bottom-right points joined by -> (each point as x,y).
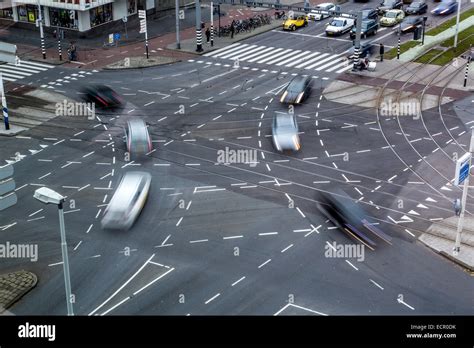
380,9 -> 405,26
283,15 -> 308,31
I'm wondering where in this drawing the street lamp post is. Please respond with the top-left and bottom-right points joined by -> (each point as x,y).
33,187 -> 74,316
454,0 -> 461,48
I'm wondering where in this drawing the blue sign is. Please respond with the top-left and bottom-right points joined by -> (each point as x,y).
455,153 -> 471,186
114,33 -> 121,41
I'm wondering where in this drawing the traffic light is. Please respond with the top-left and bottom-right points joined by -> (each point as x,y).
413,25 -> 422,40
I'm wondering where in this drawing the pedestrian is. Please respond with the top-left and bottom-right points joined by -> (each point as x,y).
379,43 -> 384,62
68,41 -> 77,61
230,20 -> 235,39
205,27 -> 211,43
454,198 -> 461,216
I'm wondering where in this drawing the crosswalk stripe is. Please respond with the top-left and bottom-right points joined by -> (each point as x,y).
275,50 -> 303,66
325,59 -> 350,72
212,44 -> 249,58
315,57 -> 345,71
239,46 -> 275,61
17,61 -> 55,69
278,51 -> 314,67
220,44 -> 257,59
304,54 -> 337,69
295,52 -> 327,68
204,43 -> 241,57
7,63 -> 48,72
0,68 -> 31,76
286,51 -> 320,67
0,75 -> 15,81
259,49 -> 294,64
247,47 -> 284,62
3,64 -> 40,73
336,64 -> 353,74
0,71 -> 26,79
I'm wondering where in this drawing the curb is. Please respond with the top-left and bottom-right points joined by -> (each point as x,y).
418,237 -> 474,272
103,59 -> 182,70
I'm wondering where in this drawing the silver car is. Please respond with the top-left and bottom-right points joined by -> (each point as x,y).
101,171 -> 152,230
124,119 -> 153,156
272,113 -> 301,152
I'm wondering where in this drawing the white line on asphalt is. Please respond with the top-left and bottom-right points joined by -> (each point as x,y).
231,276 -> 246,287
223,235 -> 243,240
190,239 -> 208,243
258,259 -> 271,269
259,232 -> 278,236
345,260 -> 359,271
296,207 -> 306,218
205,293 -> 221,304
369,279 -> 384,290
281,244 -> 293,253
133,268 -> 175,296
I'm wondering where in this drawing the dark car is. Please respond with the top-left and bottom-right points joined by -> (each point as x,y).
377,0 -> 403,14
405,1 -> 428,15
347,41 -> 375,59
400,16 -> 423,33
350,19 -> 379,39
80,85 -> 124,109
361,8 -> 379,20
280,75 -> 312,104
431,0 -> 457,15
316,188 -> 392,250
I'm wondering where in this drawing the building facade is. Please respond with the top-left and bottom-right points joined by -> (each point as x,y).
0,0 -> 189,32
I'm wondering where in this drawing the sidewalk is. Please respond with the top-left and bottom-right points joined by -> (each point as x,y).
399,15 -> 474,62
419,216 -> 474,271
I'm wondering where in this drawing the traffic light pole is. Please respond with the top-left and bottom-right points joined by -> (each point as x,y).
196,0 -> 203,52
0,73 -> 10,130
352,12 -> 362,71
175,0 -> 181,49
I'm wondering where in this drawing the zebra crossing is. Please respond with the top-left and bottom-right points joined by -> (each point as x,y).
0,60 -> 55,82
203,43 -> 352,74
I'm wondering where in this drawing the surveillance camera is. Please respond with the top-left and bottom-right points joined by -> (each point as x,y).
33,187 -> 65,205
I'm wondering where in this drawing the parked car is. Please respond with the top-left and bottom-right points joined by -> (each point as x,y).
400,16 -> 424,33
350,19 -> 379,39
101,171 -> 152,230
325,17 -> 355,36
124,119 -> 153,156
280,75 -> 312,104
431,0 -> 457,15
283,15 -> 308,30
377,0 -> 403,14
272,113 -> 301,152
380,9 -> 405,26
307,3 -> 338,20
405,1 -> 428,15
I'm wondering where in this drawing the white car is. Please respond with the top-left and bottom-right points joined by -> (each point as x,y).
308,3 -> 338,20
325,17 -> 355,36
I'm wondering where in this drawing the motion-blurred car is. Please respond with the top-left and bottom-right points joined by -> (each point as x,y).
405,1 -> 428,15
80,85 -> 124,109
124,119 -> 153,156
101,171 -> 152,230
316,188 -> 392,250
283,15 -> 308,30
347,41 -> 376,59
377,0 -> 403,14
350,19 -> 379,39
280,75 -> 312,104
325,17 -> 355,36
400,16 -> 423,32
307,3 -> 338,20
272,113 -> 301,152
431,0 -> 457,15
380,9 -> 405,26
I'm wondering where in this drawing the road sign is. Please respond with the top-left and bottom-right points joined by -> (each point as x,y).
0,178 -> 15,196
0,42 -> 17,64
138,10 -> 146,19
114,33 -> 121,41
139,19 -> 147,33
0,192 -> 17,212
108,33 -> 114,44
0,164 -> 13,181
454,152 -> 471,186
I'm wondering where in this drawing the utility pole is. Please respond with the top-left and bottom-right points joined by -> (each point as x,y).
175,0 -> 180,49
210,1 -> 214,47
37,0 -> 46,59
0,73 -> 10,130
454,0 -> 461,48
196,0 -> 203,52
453,130 -> 473,254
352,11 -> 362,71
